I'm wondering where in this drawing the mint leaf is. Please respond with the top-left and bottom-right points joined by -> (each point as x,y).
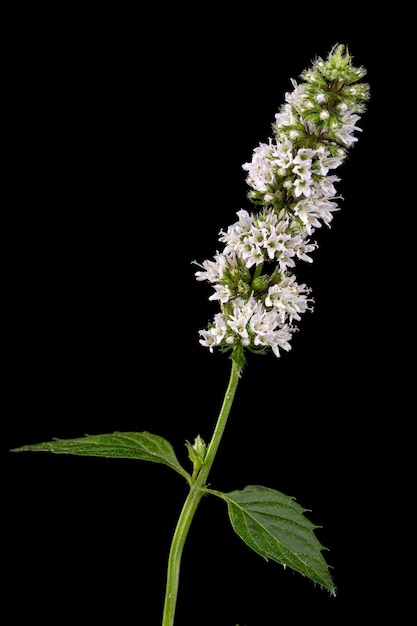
11,431 -> 191,482
212,484 -> 335,595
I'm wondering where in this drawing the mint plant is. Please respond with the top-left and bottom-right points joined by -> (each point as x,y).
12,44 -> 369,626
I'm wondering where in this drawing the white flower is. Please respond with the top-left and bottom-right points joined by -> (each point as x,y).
199,313 -> 228,352
295,240 -> 316,263
194,252 -> 228,283
293,148 -> 316,164
228,310 -> 250,340
242,143 -> 275,193
284,80 -> 306,108
265,275 -> 313,324
270,328 -> 292,358
275,103 -> 297,127
315,175 -> 339,198
292,192 -> 340,234
229,297 -> 294,357
334,110 -> 362,147
314,147 -> 345,175
209,283 -> 232,303
241,245 -> 264,268
292,161 -> 312,181
271,138 -> 293,170
293,177 -> 312,198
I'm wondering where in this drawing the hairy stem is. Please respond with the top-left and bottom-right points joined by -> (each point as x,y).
162,359 -> 241,626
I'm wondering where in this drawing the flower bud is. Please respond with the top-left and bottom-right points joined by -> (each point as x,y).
186,435 -> 207,477
251,275 -> 270,292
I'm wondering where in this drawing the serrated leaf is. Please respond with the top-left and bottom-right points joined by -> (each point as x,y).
214,484 -> 335,595
11,431 -> 190,481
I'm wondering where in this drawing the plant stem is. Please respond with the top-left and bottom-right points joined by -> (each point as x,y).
161,359 -> 241,626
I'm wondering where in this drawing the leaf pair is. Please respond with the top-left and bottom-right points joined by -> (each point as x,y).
12,431 -> 335,596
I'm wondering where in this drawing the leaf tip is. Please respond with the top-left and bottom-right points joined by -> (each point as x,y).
323,580 -> 337,597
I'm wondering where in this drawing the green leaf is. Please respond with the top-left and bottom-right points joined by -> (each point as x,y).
212,484 -> 335,596
11,431 -> 191,482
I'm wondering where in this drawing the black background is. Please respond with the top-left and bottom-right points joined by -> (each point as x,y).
4,6 -> 410,625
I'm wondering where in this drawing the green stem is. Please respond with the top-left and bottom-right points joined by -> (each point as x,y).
161,359 -> 241,626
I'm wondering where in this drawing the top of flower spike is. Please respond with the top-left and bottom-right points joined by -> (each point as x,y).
300,44 -> 370,113
311,43 -> 367,84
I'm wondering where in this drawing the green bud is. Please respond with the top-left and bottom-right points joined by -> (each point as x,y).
237,279 -> 251,297
268,268 -> 282,286
251,275 -> 269,292
192,435 -> 206,461
186,435 -> 207,478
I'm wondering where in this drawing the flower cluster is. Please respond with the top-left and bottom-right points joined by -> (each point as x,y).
195,45 -> 369,365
